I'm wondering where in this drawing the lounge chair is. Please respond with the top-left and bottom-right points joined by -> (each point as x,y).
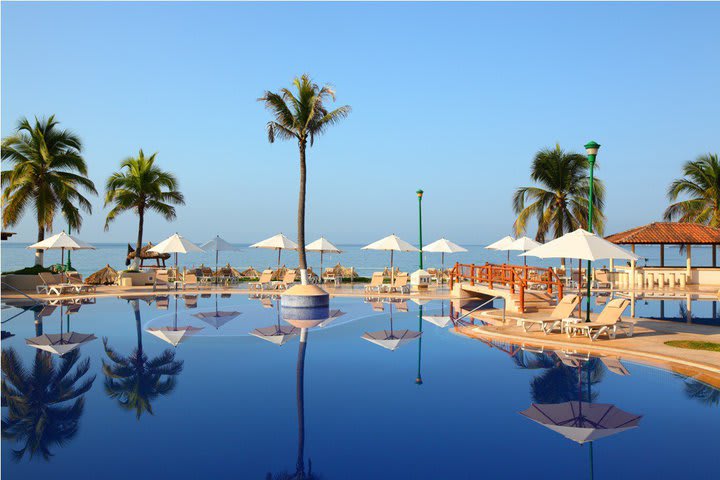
275,270 -> 297,290
66,275 -> 97,294
566,298 -> 633,341
386,273 -> 410,294
153,271 -> 172,291
156,295 -> 169,310
395,301 -> 409,312
364,272 -> 385,293
249,270 -> 273,290
182,272 -> 199,289
183,295 -> 198,309
36,272 -> 75,296
516,294 -> 580,334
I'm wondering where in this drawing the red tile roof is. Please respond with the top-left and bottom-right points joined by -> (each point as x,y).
605,222 -> 720,245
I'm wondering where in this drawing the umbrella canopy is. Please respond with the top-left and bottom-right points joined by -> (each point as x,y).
521,229 -> 639,262
362,329 -> 422,351
200,235 -> 239,274
423,238 -> 467,274
146,326 -> 204,347
306,237 -> 342,276
422,315 -> 453,328
485,235 -> 515,250
27,231 -> 95,251
362,234 -> 419,282
506,236 -> 543,265
485,235 -> 515,262
26,332 -> 97,356
149,233 -> 204,271
86,264 -> 118,285
150,233 -> 205,255
191,295 -> 241,329
317,309 -> 346,328
520,401 -> 642,444
423,238 -> 467,254
250,233 -> 298,269
250,325 -> 300,346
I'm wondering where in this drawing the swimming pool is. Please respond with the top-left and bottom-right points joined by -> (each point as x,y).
2,294 -> 718,479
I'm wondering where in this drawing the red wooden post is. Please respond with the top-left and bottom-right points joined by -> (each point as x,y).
519,282 -> 525,313
470,264 -> 475,286
510,270 -> 515,294
489,265 -> 493,289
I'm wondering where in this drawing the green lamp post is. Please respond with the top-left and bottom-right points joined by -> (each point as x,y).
66,226 -> 72,271
417,189 -> 424,270
584,141 -> 600,322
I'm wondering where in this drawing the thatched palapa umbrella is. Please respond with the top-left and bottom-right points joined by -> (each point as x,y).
86,264 -> 118,285
126,242 -> 171,268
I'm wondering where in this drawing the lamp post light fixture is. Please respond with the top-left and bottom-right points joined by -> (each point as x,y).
584,141 -> 601,322
417,189 -> 424,270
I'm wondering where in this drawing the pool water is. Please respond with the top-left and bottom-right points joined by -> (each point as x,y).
2,294 -> 718,479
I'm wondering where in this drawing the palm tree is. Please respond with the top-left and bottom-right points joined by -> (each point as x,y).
664,153 -> 720,227
259,74 -> 351,285
530,357 -> 605,404
1,348 -> 95,460
1,115 -> 97,266
513,144 -> 605,244
682,378 -> 720,407
104,150 -> 184,270
101,299 -> 183,419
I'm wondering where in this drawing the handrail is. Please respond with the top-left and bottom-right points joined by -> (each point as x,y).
448,262 -> 563,314
455,295 -> 503,323
1,280 -> 45,307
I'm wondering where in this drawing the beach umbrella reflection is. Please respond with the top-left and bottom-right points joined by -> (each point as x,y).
362,302 -> 421,351
422,300 -> 452,328
192,294 -> 241,329
25,304 -> 96,356
250,298 -> 300,346
146,295 -> 203,347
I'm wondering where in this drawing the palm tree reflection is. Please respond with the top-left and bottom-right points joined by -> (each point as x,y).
682,378 -> 720,407
528,354 -> 605,404
101,298 -> 183,419
1,348 -> 95,460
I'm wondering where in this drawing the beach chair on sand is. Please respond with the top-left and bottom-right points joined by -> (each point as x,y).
517,294 -> 580,334
566,298 -> 633,341
275,270 -> 297,290
364,272 -> 385,293
66,275 -> 96,294
249,270 -> 273,290
36,272 -> 75,296
386,273 -> 410,294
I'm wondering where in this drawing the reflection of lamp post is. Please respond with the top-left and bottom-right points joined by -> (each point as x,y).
416,305 -> 423,385
417,189 -> 424,269
67,226 -> 72,270
584,141 -> 600,322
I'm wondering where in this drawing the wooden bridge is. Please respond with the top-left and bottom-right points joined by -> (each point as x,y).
449,263 -> 564,313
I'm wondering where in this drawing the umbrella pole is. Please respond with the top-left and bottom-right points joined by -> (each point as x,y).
174,294 -> 178,329
390,250 -> 395,284
320,251 -> 324,283
441,252 -> 445,284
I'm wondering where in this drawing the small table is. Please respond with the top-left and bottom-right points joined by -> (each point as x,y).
561,317 -> 583,335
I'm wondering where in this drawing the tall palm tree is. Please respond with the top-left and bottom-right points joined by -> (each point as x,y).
1,115 -> 97,266
664,153 -> 720,227
259,74 -> 351,285
1,348 -> 95,460
101,299 -> 183,419
104,150 -> 184,270
513,144 -> 605,243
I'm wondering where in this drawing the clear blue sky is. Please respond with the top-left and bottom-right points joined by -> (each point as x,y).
2,1 -> 718,245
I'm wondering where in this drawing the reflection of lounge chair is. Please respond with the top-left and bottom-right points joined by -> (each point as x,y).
260,298 -> 273,308
601,356 -> 630,376
184,295 -> 198,309
364,272 -> 385,293
36,273 -> 75,296
517,295 -> 579,334
568,299 -> 633,341
156,296 -> 170,310
249,270 -> 273,290
275,270 -> 297,290
386,273 -> 410,294
395,301 -> 409,312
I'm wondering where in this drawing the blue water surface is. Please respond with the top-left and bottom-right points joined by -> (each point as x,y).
1,295 -> 718,479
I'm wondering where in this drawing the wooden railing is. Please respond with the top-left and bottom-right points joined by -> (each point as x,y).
448,263 -> 564,313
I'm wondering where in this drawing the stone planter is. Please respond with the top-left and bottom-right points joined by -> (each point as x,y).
1,274 -> 44,292
117,271 -> 155,286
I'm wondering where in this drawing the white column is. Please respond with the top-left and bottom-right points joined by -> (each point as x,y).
630,244 -> 636,290
686,244 -> 692,283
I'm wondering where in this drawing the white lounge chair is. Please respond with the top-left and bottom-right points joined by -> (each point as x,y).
567,298 -> 633,341
517,294 -> 580,334
386,273 -> 410,294
36,272 -> 75,296
364,272 -> 385,293
249,270 -> 274,290
275,270 -> 297,290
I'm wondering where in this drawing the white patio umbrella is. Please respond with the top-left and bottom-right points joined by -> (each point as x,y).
25,304 -> 96,356
146,295 -> 204,347
27,231 -> 95,275
200,235 -> 239,275
306,237 -> 342,278
519,401 -> 642,444
485,235 -> 515,263
423,238 -> 467,275
149,233 -> 205,271
361,303 -> 421,351
522,229 -> 639,321
362,234 -> 419,283
250,233 -> 298,270
506,236 -> 543,266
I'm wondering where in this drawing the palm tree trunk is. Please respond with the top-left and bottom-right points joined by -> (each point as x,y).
133,207 -> 145,271
296,328 -> 308,477
35,226 -> 45,266
297,140 -> 308,285
132,300 -> 143,356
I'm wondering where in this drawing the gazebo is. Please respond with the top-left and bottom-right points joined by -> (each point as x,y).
605,222 -> 720,287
